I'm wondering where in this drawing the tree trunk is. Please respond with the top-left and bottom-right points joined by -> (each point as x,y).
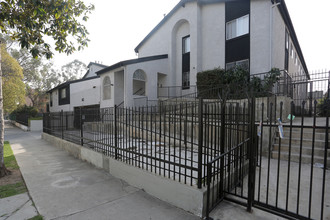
0,41 -> 10,177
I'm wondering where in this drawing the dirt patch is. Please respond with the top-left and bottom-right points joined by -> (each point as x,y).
0,169 -> 24,186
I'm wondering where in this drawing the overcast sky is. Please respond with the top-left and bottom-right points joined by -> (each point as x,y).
52,0 -> 330,72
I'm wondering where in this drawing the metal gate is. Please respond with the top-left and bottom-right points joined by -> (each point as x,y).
206,71 -> 330,220
205,97 -> 257,218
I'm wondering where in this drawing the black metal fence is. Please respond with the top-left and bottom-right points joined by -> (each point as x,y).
43,70 -> 329,220
44,98 -> 253,189
14,113 -> 29,126
205,98 -> 330,220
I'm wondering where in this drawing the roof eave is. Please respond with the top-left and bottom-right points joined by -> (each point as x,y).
277,0 -> 309,79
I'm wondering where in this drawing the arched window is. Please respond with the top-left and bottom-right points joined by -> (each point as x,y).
133,69 -> 146,81
133,69 -> 146,96
103,76 -> 111,100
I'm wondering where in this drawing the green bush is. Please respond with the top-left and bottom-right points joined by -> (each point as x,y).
196,67 -> 280,99
10,105 -> 38,118
317,96 -> 330,117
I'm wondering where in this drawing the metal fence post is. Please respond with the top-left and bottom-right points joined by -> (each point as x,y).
247,97 -> 256,212
114,105 -> 118,160
80,107 -> 83,146
220,99 -> 226,198
197,98 -> 203,188
61,110 -> 64,139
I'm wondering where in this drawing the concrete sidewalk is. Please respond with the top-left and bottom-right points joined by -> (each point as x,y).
0,193 -> 38,220
4,122 -> 199,220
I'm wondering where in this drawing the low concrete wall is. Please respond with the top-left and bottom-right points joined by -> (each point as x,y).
30,120 -> 43,131
42,133 -> 206,217
12,121 -> 29,131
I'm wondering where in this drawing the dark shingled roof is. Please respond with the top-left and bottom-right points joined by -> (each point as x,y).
96,54 -> 168,75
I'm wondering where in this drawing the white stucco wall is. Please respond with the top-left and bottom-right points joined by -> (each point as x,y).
49,90 -> 70,112
70,78 -> 100,109
138,2 -> 197,91
50,78 -> 101,112
201,3 -> 226,71
85,64 -> 106,78
114,70 -> 125,106
271,5 -> 286,71
125,59 -> 168,107
250,0 -> 272,74
100,69 -> 118,109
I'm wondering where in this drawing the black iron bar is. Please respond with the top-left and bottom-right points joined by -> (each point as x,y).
320,102 -> 329,220
198,99 -> 204,188
308,100 -> 317,219
285,102 -> 294,211
275,102 -> 283,207
266,102 -> 273,205
296,101 -> 305,215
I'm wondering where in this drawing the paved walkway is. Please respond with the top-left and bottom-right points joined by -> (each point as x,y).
0,192 -> 38,220
4,122 -> 199,220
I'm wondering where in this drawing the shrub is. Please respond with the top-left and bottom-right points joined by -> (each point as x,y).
196,67 -> 280,99
317,95 -> 330,117
10,105 -> 38,118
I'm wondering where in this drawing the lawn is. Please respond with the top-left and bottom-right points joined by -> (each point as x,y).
0,141 -> 27,198
4,141 -> 19,169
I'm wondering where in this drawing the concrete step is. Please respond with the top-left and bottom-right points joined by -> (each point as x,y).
282,127 -> 329,134
273,144 -> 330,157
275,137 -> 326,148
272,151 -> 330,166
281,131 -> 328,140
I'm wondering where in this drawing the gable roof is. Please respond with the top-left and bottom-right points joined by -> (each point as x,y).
273,0 -> 309,78
134,0 -> 308,76
82,62 -> 108,79
87,62 -> 108,69
96,54 -> 168,75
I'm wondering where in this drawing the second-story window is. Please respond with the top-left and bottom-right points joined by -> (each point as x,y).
182,35 -> 190,89
285,30 -> 289,71
50,92 -> 53,107
60,88 -> 66,99
226,15 -> 249,40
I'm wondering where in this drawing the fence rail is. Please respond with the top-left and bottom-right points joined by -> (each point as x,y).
44,98 -> 252,189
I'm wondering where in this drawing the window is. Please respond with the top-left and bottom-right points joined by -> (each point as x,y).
60,88 -> 66,99
133,69 -> 146,81
183,36 -> 190,53
284,30 -> 289,71
294,52 -> 297,65
50,92 -> 53,107
133,69 -> 146,96
182,72 -> 190,89
58,86 -> 70,105
103,76 -> 111,100
226,15 -> 249,40
182,36 -> 190,89
285,31 -> 289,50
290,43 -> 294,58
226,59 -> 249,71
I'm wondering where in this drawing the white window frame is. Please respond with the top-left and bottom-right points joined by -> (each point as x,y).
226,15 -> 249,40
226,59 -> 249,71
